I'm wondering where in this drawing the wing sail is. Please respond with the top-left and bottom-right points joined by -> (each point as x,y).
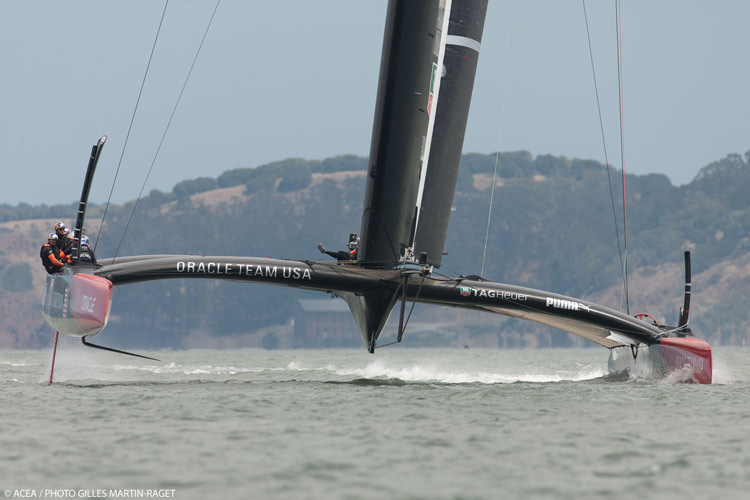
358,0 -> 443,268
413,0 -> 488,268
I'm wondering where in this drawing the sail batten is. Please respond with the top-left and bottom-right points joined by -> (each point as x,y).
446,34 -> 482,52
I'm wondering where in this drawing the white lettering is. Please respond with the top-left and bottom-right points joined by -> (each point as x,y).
13,490 -> 38,498
80,294 -> 96,314
43,491 -> 76,498
675,354 -> 704,371
76,490 -> 107,499
174,260 -> 312,281
52,291 -> 64,309
545,297 -> 590,312
471,288 -> 528,301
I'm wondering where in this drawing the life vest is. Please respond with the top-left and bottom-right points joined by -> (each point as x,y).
78,247 -> 97,265
59,236 -> 74,256
40,243 -> 65,274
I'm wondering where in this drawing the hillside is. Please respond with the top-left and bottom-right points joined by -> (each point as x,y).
3,151 -> 750,349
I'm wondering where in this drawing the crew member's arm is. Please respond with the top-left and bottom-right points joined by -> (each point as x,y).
48,252 -> 65,267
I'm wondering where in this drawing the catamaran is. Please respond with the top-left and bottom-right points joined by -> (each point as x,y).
41,0 -> 712,383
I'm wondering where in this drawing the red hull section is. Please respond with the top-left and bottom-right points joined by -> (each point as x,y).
657,337 -> 712,384
608,337 -> 713,383
41,272 -> 113,337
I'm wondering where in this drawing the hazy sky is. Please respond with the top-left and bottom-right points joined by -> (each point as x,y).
2,1 -> 748,206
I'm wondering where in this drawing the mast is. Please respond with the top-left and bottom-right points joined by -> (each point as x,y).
71,136 -> 106,262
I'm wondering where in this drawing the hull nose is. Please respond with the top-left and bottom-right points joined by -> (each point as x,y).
608,337 -> 712,384
657,337 -> 712,384
41,272 -> 113,337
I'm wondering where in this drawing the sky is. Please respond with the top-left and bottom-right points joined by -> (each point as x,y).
1,0 -> 748,206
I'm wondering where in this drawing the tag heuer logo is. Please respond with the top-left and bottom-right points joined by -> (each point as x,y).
460,287 -> 471,297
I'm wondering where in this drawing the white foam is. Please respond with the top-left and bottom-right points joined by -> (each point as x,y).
319,359 -> 605,384
113,362 -> 267,376
710,357 -> 735,384
0,361 -> 38,367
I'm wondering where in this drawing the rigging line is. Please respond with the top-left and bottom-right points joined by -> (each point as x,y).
615,0 -> 630,314
112,0 -> 222,261
480,154 -> 500,278
481,0 -> 518,278
657,319 -> 689,336
93,0 -> 170,255
581,0 -> 626,309
402,274 -> 427,333
376,274 -> 427,350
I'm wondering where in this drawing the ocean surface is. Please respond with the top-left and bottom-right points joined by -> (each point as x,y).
1,341 -> 748,500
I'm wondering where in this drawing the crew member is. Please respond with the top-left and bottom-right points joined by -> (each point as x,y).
54,221 -> 66,238
53,222 -> 73,256
77,235 -> 97,265
40,233 -> 66,274
61,228 -> 75,256
317,233 -> 359,262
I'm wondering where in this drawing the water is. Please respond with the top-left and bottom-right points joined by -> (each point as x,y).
1,340 -> 748,500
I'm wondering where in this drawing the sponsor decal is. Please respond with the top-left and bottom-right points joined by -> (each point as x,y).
52,291 -> 64,310
673,354 -> 704,372
545,297 -> 591,312
459,287 -> 528,301
176,261 -> 312,281
79,294 -> 96,314
62,288 -> 69,318
427,63 -> 437,115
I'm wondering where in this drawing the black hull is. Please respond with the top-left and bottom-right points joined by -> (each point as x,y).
96,254 -> 663,349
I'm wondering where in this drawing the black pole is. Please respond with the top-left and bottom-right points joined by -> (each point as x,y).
72,136 -> 106,261
82,337 -> 160,361
397,274 -> 408,342
678,251 -> 691,329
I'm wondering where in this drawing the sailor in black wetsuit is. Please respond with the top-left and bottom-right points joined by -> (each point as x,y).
61,228 -> 74,256
77,235 -> 97,265
53,222 -> 74,256
40,233 -> 66,274
54,221 -> 66,238
317,233 -> 359,262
